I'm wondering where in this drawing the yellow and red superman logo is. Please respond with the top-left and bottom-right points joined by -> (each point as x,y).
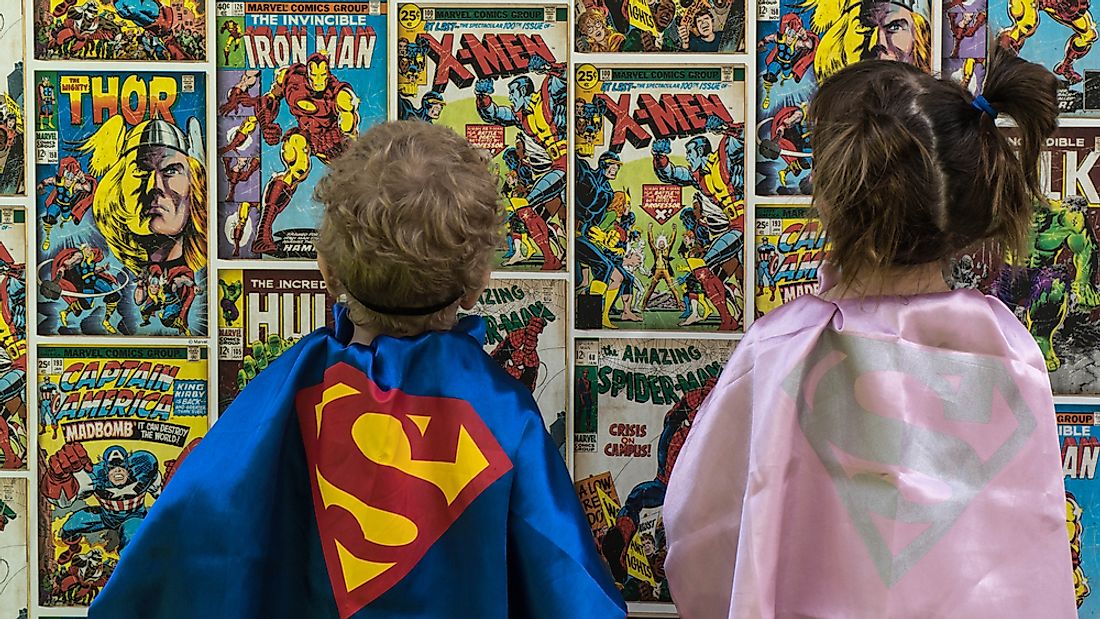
296,363 -> 513,618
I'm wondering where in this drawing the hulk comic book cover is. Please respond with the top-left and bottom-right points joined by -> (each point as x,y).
397,4 -> 568,273
949,127 -> 1100,393
1059,403 -> 1100,614
573,0 -> 744,52
574,64 -> 746,333
34,71 -> 208,338
573,337 -> 732,605
36,344 -> 208,607
943,0 -> 988,94
754,205 -> 827,317
216,0 -> 387,260
459,278 -> 568,459
754,0 -> 932,196
0,479 -> 27,617
0,209 -> 27,472
990,0 -> 1100,114
0,0 -> 24,197
216,269 -> 333,413
34,0 -> 204,60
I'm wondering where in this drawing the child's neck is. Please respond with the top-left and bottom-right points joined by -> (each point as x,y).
350,325 -> 379,347
819,262 -> 950,301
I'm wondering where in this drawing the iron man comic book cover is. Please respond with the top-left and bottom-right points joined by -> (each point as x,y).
36,344 -> 208,607
216,0 -> 387,260
573,337 -> 732,605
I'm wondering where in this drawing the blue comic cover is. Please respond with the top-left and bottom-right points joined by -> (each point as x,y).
33,71 -> 208,338
944,0 -> 988,94
754,0 -> 932,196
991,0 -> 1100,115
397,4 -> 569,272
215,0 -> 387,260
1059,403 -> 1100,614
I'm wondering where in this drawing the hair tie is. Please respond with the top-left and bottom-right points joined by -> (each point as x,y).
971,95 -> 998,119
346,289 -> 463,316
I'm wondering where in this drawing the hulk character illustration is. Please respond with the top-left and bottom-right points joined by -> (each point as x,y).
1067,491 -> 1091,607
227,52 -> 359,255
489,316 -> 547,391
999,0 -> 1097,83
37,156 -> 96,251
994,196 -> 1100,371
236,334 -> 296,391
758,13 -> 818,109
218,277 -> 243,324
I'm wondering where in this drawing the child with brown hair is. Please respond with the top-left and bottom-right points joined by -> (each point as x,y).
663,47 -> 1077,617
88,121 -> 627,619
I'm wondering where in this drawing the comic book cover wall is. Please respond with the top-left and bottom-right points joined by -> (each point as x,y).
990,0 -> 1100,115
216,0 -> 387,260
573,337 -> 732,604
754,0 -> 932,196
574,0 -> 745,52
950,127 -> 1100,393
0,0 -> 24,197
1059,403 -> 1100,613
458,278 -> 568,458
0,209 -> 27,472
37,345 -> 208,607
943,0 -> 987,94
397,4 -> 568,273
33,71 -> 208,338
34,0 -> 205,60
574,64 -> 746,333
754,205 -> 827,317
0,479 -> 27,617
217,269 -> 333,412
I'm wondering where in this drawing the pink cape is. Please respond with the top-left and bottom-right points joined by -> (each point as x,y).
664,269 -> 1076,618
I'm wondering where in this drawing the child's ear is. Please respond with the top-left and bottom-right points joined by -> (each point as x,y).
317,254 -> 340,294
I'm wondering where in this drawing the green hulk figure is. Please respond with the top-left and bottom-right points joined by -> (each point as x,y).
995,196 -> 1100,371
235,333 -> 297,391
218,279 -> 243,325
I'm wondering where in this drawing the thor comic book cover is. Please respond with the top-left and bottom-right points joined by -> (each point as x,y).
754,0 -> 932,196
573,338 -> 732,604
34,72 -> 207,338
459,278 -> 568,459
573,0 -> 744,53
0,209 -> 27,472
216,0 -> 387,260
37,345 -> 208,607
754,205 -> 827,317
397,4 -> 568,273
574,64 -> 746,333
1059,403 -> 1100,614
0,0 -> 24,197
34,0 -> 205,60
216,269 -> 333,413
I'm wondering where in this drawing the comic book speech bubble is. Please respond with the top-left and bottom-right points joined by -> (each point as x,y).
641,185 -> 683,225
465,124 -> 506,157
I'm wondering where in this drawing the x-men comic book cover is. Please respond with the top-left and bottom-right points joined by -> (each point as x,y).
574,64 -> 746,333
33,0 -> 205,60
990,0 -> 1100,114
0,479 -> 27,618
573,338 -> 732,604
943,0 -> 987,94
754,205 -> 827,317
574,0 -> 744,52
33,71 -> 208,338
0,210 -> 27,472
397,4 -> 568,273
0,0 -> 24,197
458,278 -> 568,458
216,269 -> 333,413
1059,403 -> 1100,613
754,0 -> 932,196
216,0 -> 387,260
949,128 -> 1100,393
36,344 -> 208,607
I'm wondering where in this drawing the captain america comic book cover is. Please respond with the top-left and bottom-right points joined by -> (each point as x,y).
396,3 -> 569,272
0,209 -> 28,472
33,71 -> 208,338
943,0 -> 988,94
573,0 -> 745,52
754,205 -> 827,317
1059,403 -> 1100,614
33,0 -> 205,60
0,479 -> 27,618
573,337 -> 733,604
458,278 -> 568,459
948,127 -> 1100,393
754,0 -> 932,196
990,0 -> 1100,115
36,344 -> 208,607
0,0 -> 25,197
217,268 -> 334,413
216,0 -> 387,260
574,64 -> 746,333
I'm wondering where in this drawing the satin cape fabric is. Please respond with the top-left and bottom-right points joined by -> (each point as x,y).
665,268 -> 1076,618
89,305 -> 626,619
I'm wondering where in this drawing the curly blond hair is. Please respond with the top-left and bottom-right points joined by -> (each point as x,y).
314,121 -> 503,337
